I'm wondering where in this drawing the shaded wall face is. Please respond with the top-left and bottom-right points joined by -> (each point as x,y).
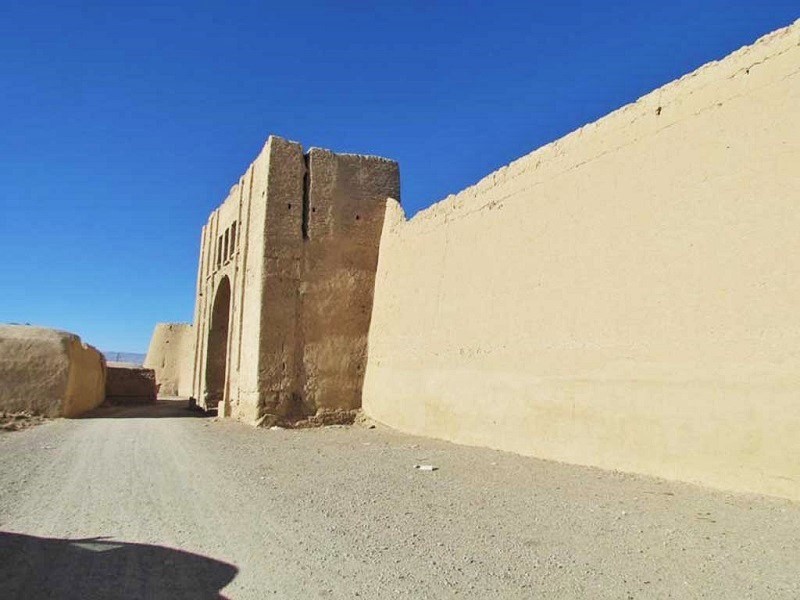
205,277 -> 231,405
105,366 -> 157,404
63,339 -> 106,417
193,219 -> 239,411
363,23 -> 800,501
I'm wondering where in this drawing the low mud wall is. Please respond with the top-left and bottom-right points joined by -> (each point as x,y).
106,365 -> 157,405
0,325 -> 106,417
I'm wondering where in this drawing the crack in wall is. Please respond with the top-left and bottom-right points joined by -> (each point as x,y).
302,154 -> 310,241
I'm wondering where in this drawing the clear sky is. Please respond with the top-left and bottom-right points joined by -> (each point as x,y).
1,1 -> 797,353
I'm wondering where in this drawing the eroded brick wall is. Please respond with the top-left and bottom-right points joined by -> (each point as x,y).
171,136 -> 399,423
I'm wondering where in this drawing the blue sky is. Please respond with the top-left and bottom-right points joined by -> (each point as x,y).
1,1 -> 797,352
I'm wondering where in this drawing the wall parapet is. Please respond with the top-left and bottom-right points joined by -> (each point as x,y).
401,19 -> 800,231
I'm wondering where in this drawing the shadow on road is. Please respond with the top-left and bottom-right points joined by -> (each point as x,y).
0,531 -> 237,599
78,399 -> 215,420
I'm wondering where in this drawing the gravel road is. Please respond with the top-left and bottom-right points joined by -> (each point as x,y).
0,399 -> 798,599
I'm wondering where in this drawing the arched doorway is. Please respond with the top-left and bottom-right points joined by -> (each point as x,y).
205,276 -> 231,408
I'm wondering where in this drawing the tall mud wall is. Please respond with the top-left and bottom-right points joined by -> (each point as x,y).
299,149 -> 400,413
178,136 -> 399,423
256,145 -> 399,420
363,22 -> 800,501
144,323 -> 194,396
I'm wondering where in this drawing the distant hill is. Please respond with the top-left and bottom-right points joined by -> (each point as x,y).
103,351 -> 146,366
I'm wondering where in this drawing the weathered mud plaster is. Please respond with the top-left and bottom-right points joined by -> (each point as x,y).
0,325 -> 106,417
106,365 -> 157,404
144,323 -> 194,396
363,21 -> 800,501
300,148 -> 401,413
151,137 -> 399,424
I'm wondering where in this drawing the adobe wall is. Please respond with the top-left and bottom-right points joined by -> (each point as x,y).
0,325 -> 106,418
299,149 -> 400,413
253,138 -> 306,421
183,136 -> 399,424
63,339 -> 106,417
144,323 -> 194,396
185,137 -> 294,419
105,365 -> 157,404
363,22 -> 800,501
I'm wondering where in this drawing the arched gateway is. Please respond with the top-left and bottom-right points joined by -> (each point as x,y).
171,136 -> 399,422
204,276 -> 231,408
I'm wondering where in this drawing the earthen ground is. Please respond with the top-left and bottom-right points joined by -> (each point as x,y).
0,399 -> 797,599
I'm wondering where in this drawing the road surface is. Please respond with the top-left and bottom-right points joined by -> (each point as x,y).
0,399 -> 798,599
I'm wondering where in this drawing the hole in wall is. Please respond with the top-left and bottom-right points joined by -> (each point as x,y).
655,106 -> 662,116
287,203 -> 292,210
355,214 -> 360,220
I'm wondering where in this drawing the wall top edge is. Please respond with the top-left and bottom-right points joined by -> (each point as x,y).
306,146 -> 398,165
404,19 -> 800,227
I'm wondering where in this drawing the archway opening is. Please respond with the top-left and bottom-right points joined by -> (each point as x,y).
205,276 -> 231,408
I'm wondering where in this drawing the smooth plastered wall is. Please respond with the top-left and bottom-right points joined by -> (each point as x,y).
363,22 -> 800,501
144,323 -> 194,396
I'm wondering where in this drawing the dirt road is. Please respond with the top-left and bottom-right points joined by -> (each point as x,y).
0,400 -> 798,599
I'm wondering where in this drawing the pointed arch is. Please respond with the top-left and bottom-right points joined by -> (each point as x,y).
204,276 -> 231,407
